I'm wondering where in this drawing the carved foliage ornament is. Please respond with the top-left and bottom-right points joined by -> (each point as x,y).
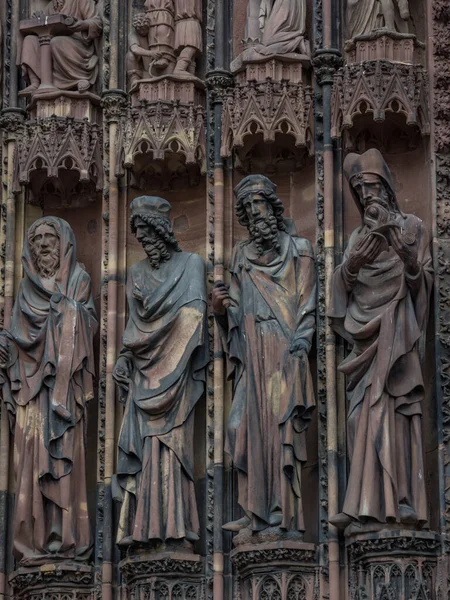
331,61 -> 430,139
221,79 -> 314,158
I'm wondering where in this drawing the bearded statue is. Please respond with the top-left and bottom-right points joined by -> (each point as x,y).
0,217 -> 98,565
212,175 -> 317,535
112,196 -> 208,547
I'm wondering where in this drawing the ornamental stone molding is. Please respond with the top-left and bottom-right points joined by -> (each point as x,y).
331,59 -> 430,141
13,114 -> 103,195
221,62 -> 314,159
9,563 -> 95,600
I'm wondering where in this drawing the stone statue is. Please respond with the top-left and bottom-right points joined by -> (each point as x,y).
19,0 -> 103,95
113,196 -> 208,547
213,175 -> 316,534
347,0 -> 410,38
127,0 -> 202,84
329,149 -> 433,531
0,217 -> 98,566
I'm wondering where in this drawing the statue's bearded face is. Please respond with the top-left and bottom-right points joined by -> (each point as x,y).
134,216 -> 170,269
52,0 -> 66,12
352,173 -> 394,230
244,193 -> 279,255
30,223 -> 60,278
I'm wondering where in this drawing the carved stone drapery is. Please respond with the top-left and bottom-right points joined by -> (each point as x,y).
13,114 -> 103,199
221,64 -> 314,159
331,61 -> 430,141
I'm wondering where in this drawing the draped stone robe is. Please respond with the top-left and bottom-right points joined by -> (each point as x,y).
222,232 -> 316,532
329,214 -> 433,525
114,252 -> 208,544
20,0 -> 103,90
0,218 -> 98,565
258,0 -> 307,55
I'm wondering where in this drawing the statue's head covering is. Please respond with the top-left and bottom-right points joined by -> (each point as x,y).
23,216 -> 77,294
344,149 -> 399,216
234,174 -> 277,202
130,196 -> 172,222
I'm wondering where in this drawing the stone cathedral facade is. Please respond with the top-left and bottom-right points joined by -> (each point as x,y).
0,0 -> 448,599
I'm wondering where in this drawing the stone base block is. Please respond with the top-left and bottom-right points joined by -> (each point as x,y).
119,551 -> 204,599
233,55 -> 310,85
346,530 -> 440,600
27,91 -> 101,121
345,32 -> 425,65
130,75 -> 205,106
231,541 -> 318,600
9,562 -> 94,600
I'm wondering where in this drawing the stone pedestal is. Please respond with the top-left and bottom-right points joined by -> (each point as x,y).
120,551 -> 204,600
27,91 -> 101,122
9,563 -> 94,600
130,75 -> 205,107
346,530 -> 440,600
345,32 -> 425,65
231,536 -> 318,600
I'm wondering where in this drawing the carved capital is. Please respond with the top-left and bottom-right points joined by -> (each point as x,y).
206,69 -> 234,102
313,49 -> 343,86
0,108 -> 27,137
101,89 -> 128,124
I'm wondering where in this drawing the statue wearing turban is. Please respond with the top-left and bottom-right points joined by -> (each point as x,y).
213,175 -> 316,533
113,196 -> 208,546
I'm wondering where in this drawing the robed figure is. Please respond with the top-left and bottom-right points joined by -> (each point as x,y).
347,0 -> 410,38
258,0 -> 308,55
213,176 -> 316,533
20,0 -> 103,95
329,149 -> 433,530
0,217 -> 98,565
113,196 -> 208,546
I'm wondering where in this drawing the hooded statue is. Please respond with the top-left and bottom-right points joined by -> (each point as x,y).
328,149 -> 433,530
0,217 -> 98,565
113,196 -> 208,546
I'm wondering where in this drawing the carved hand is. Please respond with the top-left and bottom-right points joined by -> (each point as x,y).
0,335 -> 10,366
347,233 -> 385,275
67,19 -> 89,33
132,284 -> 145,304
389,226 -> 419,275
290,340 -> 308,360
212,281 -> 230,316
114,355 -> 132,382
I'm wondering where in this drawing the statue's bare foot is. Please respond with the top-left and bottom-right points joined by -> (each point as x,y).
222,515 -> 251,532
77,80 -> 90,92
185,530 -> 200,542
19,84 -> 38,96
399,504 -> 417,525
269,511 -> 283,526
329,512 -> 352,529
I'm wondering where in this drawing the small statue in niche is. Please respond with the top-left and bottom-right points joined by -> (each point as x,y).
113,196 -> 208,547
328,149 -> 433,531
127,0 -> 202,84
347,0 -> 411,38
19,0 -> 103,95
212,175 -> 316,534
0,217 -> 98,565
